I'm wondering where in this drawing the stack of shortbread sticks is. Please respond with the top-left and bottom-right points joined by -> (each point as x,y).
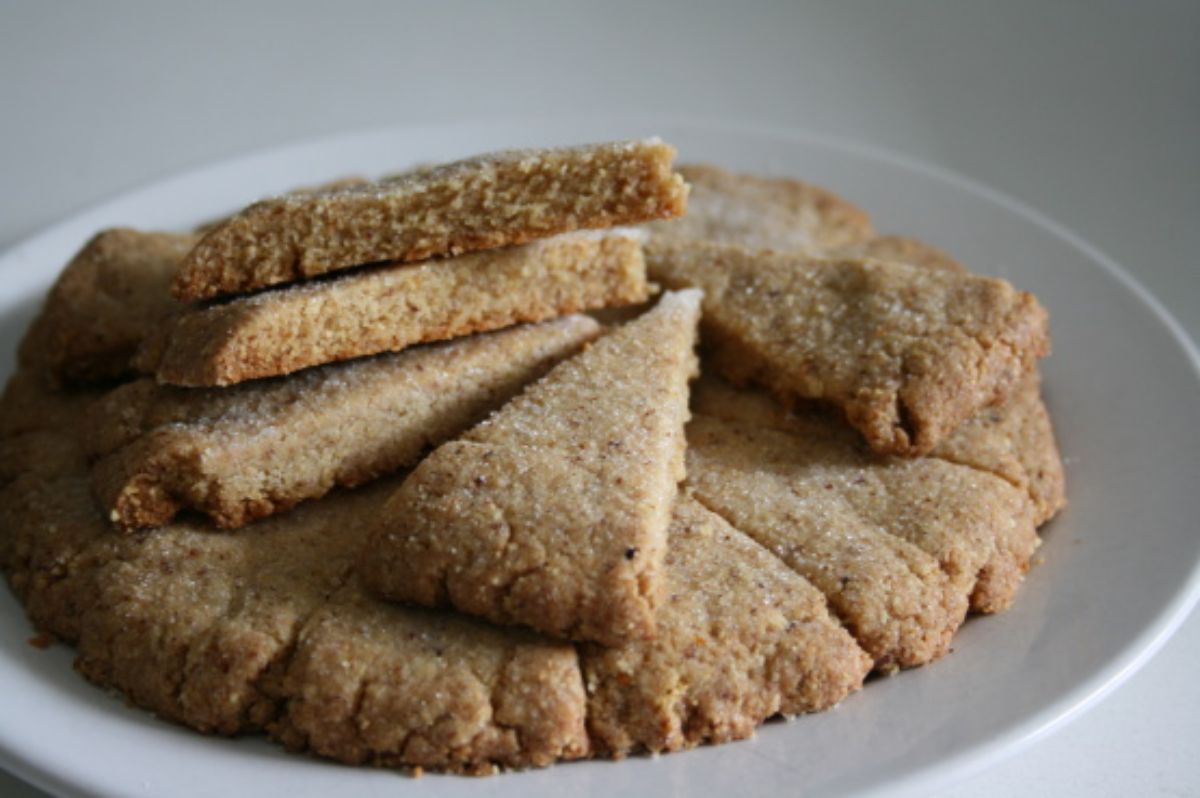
0,139 -> 1064,774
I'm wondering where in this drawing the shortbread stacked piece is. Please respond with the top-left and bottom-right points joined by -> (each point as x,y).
0,149 -> 1068,779
34,140 -> 688,530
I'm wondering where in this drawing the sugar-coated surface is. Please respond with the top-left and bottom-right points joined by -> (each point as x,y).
0,364 -> 872,773
141,230 -> 648,386
361,290 -> 702,646
582,496 -> 871,754
647,241 -> 1049,456
691,377 -> 1049,623
173,139 -> 688,301
88,316 -> 600,530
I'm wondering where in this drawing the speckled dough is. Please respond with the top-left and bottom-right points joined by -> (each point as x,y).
931,373 -> 1067,525
582,495 -> 871,754
140,230 -> 649,386
361,290 -> 703,646
173,139 -> 688,301
88,317 -> 601,530
690,376 -> 1044,618
19,229 -> 196,385
647,241 -> 1049,456
0,375 -> 591,773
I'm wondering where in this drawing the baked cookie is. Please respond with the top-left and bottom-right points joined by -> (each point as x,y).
690,376 -> 1045,614
88,316 -> 600,530
140,230 -> 648,386
645,163 -> 874,253
583,495 -> 871,754
18,229 -> 195,385
361,289 -> 702,646
931,372 -> 1067,525
174,139 -> 688,301
0,357 -> 873,774
647,241 -> 1049,456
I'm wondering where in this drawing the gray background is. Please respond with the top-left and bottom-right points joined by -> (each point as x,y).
1,1 -> 1197,795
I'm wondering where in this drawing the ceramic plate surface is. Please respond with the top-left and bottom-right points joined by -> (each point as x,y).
1,115 -> 1197,798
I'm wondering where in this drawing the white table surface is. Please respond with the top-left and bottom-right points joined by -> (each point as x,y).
1,2 -> 1196,795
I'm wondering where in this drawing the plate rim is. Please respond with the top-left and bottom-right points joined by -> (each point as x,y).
1,112 -> 1198,798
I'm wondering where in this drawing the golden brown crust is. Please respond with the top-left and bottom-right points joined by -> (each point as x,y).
582,496 -> 870,755
932,372 -> 1067,525
690,377 -> 1042,620
646,163 -> 874,253
18,229 -> 195,385
271,577 -> 589,773
1,374 -> 591,771
141,231 -> 649,386
87,317 -> 601,530
647,241 -> 1050,456
173,139 -> 688,301
360,290 -> 702,646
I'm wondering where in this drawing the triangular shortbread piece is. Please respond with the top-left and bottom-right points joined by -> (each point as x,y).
88,316 -> 600,530
645,163 -> 874,253
174,139 -> 688,301
139,230 -> 648,386
19,229 -> 195,385
648,241 -> 1049,456
360,289 -> 703,646
583,495 -> 870,754
689,377 -> 1040,623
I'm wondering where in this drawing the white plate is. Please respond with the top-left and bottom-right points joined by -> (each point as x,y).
1,115 -> 1198,798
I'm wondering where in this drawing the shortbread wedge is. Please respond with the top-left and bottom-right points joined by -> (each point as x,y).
89,316 -> 600,530
647,241 -> 1049,456
361,289 -> 702,646
583,496 -> 870,754
140,230 -> 648,386
689,377 -> 1041,620
174,139 -> 688,301
19,229 -> 195,384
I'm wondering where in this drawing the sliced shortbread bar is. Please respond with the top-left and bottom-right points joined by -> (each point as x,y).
19,229 -> 195,384
583,496 -> 871,754
361,289 -> 702,646
648,241 -> 1049,456
174,139 -> 688,301
89,316 -> 600,530
139,230 -> 648,386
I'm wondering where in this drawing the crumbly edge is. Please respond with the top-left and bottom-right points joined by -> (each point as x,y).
174,139 -> 687,301
145,232 -> 649,386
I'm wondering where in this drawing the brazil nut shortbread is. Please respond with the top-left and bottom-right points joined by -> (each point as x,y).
88,316 -> 600,530
140,230 -> 648,386
174,139 -> 688,301
361,289 -> 702,646
647,241 -> 1049,456
582,496 -> 870,754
